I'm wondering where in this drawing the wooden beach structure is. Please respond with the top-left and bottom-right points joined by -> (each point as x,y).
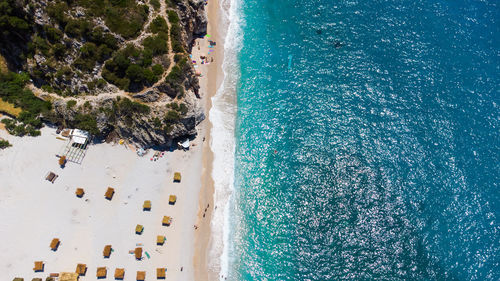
50,238 -> 60,251
33,261 -> 44,272
59,273 -> 78,281
105,187 -> 115,200
135,224 -> 144,234
157,268 -> 166,279
114,268 -> 125,279
96,267 -> 107,278
75,263 -> 87,276
169,195 -> 177,205
137,271 -> 146,281
75,188 -> 84,198
143,200 -> 151,211
134,247 -> 142,260
173,172 -> 181,182
162,216 -> 171,226
103,245 -> 112,258
45,171 -> 58,183
157,235 -> 165,245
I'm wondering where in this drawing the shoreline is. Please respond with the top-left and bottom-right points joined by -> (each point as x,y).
193,0 -> 224,279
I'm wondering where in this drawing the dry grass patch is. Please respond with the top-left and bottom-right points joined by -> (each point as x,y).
0,99 -> 22,117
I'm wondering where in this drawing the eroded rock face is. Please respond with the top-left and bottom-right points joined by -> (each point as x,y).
177,0 -> 208,48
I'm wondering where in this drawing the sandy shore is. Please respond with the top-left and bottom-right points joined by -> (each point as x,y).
0,2 -> 223,281
193,0 -> 224,280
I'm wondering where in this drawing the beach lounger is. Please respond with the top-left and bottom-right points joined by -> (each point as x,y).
33,261 -> 44,272
103,245 -> 112,258
137,271 -> 146,281
162,216 -> 171,226
59,272 -> 78,281
114,268 -> 125,280
135,224 -> 144,234
45,172 -> 58,183
97,267 -> 107,279
169,195 -> 177,205
135,247 -> 142,260
143,200 -> 151,211
75,263 -> 87,276
173,172 -> 181,182
12,278 -> 24,281
75,188 -> 84,198
50,238 -> 60,251
157,235 -> 165,245
32,278 -> 42,281
105,187 -> 115,200
157,268 -> 166,279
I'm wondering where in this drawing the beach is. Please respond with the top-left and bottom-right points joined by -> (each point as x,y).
0,1 -> 223,280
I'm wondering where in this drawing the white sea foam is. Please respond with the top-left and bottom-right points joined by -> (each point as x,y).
208,0 -> 243,279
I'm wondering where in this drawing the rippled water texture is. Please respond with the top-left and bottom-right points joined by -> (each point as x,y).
229,0 -> 499,280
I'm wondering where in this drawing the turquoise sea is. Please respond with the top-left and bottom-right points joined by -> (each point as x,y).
213,0 -> 499,280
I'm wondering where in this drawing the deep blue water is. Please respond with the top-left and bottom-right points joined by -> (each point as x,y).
229,0 -> 499,280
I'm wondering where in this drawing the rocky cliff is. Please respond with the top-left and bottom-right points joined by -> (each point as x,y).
0,0 -> 207,148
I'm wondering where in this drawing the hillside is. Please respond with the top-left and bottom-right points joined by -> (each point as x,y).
0,0 -> 207,147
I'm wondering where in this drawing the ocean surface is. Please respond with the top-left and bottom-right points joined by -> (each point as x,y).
210,0 -> 499,280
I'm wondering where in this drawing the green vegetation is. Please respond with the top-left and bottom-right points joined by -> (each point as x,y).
167,11 -> 184,53
150,0 -> 161,11
150,16 -> 169,34
0,0 -> 30,37
0,139 -> 11,149
102,45 -> 164,91
74,113 -> 99,135
66,100 -> 77,108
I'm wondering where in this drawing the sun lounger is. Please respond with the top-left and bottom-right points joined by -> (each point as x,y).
103,245 -> 112,258
114,268 -> 125,279
157,268 -> 166,279
135,247 -> 142,260
137,271 -> 146,281
33,261 -> 44,272
143,200 -> 151,211
50,238 -> 60,251
157,235 -> 165,245
169,195 -> 176,205
45,172 -> 58,183
75,263 -> 87,276
162,216 -> 171,226
105,187 -> 115,200
97,267 -> 107,278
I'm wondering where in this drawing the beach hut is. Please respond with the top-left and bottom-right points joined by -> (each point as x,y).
173,172 -> 181,182
169,195 -> 177,205
162,216 -> 171,226
137,271 -> 146,281
75,188 -> 84,198
134,247 -> 142,260
33,261 -> 44,272
97,267 -> 107,279
105,187 -> 115,200
59,273 -> 78,281
75,263 -> 87,276
50,238 -> 60,251
143,200 -> 151,211
114,268 -> 125,280
135,224 -> 144,234
157,268 -> 166,279
103,245 -> 112,258
157,235 -> 165,245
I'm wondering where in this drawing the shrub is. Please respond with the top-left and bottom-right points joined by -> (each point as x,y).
152,64 -> 164,76
149,16 -> 168,34
74,113 -> 99,135
150,0 -> 161,10
164,110 -> 180,123
66,99 -> 77,108
125,64 -> 144,83
0,139 -> 11,149
143,34 -> 168,55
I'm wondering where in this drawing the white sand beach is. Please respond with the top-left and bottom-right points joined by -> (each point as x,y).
0,126 -> 204,280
